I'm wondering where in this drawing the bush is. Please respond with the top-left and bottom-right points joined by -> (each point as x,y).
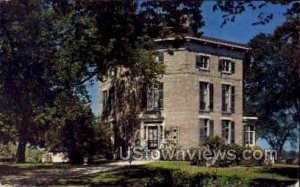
205,175 -> 248,187
239,146 -> 265,167
147,169 -> 248,187
25,147 -> 45,163
0,143 -> 12,158
0,143 -> 14,162
190,147 -> 206,166
191,136 -> 265,167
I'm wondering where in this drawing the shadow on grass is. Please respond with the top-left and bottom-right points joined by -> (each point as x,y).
0,163 -> 81,186
250,166 -> 299,187
263,166 -> 299,179
1,163 -> 298,186
0,163 -> 72,175
250,178 -> 297,187
55,165 -> 161,186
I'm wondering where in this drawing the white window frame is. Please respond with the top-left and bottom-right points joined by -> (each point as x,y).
147,83 -> 163,111
203,119 -> 210,139
196,55 -> 210,70
220,59 -> 234,73
244,125 -> 255,146
222,84 -> 231,112
200,82 -> 210,111
222,120 -> 232,144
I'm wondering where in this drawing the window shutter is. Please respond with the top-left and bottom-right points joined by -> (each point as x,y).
199,119 -> 205,144
243,125 -> 246,146
147,89 -> 153,110
221,121 -> 226,140
231,86 -> 235,113
199,82 -> 205,110
209,84 -> 214,111
196,56 -> 199,68
209,120 -> 214,137
231,62 -> 235,73
159,52 -> 164,63
108,86 -> 115,112
219,60 -> 223,71
141,85 -> 147,109
231,121 -> 235,144
222,85 -> 226,112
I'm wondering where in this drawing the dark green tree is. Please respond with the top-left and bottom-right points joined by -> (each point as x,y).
0,0 -> 92,162
44,94 -> 112,163
0,0 -> 59,162
246,19 -> 299,156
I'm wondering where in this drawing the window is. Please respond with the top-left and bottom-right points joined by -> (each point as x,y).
157,83 -> 164,109
199,82 -> 214,111
244,125 -> 255,146
222,84 -> 235,113
219,59 -> 235,73
148,126 -> 158,149
196,55 -> 209,70
222,120 -> 235,144
200,119 -> 214,143
155,51 -> 164,63
102,90 -> 108,112
147,83 -> 163,110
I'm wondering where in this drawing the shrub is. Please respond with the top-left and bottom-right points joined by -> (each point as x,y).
0,143 -> 14,162
147,169 -> 249,187
190,147 -> 206,166
202,136 -> 245,167
25,147 -> 45,163
239,146 -> 265,167
0,143 -> 12,158
172,170 -> 191,186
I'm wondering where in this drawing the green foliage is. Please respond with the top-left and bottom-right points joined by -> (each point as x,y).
147,169 -> 249,187
239,146 -> 265,167
212,1 -> 295,26
246,19 -> 299,155
0,143 -> 12,159
191,136 -> 265,167
190,147 -> 206,166
45,102 -> 112,164
25,147 -> 45,163
0,0 -> 96,162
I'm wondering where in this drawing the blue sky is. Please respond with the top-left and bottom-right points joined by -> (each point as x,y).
87,2 -> 295,150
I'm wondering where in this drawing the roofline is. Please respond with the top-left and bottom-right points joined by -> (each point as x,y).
154,36 -> 250,51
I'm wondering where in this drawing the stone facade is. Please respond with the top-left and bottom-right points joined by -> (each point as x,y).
99,36 -> 256,150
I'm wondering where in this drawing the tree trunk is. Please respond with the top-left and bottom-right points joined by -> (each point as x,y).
16,139 -> 26,163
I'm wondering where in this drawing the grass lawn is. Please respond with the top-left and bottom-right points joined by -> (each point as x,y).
148,161 -> 299,181
0,161 -> 299,186
59,162 -> 299,186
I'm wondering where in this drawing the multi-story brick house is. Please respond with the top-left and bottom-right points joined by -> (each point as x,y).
99,35 -> 257,150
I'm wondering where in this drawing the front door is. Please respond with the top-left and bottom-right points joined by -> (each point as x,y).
148,126 -> 158,149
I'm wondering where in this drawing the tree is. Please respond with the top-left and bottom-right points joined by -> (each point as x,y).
50,0 -> 206,156
0,0 -> 59,162
0,0 -> 92,162
246,17 -> 299,156
212,1 -> 295,26
44,95 -> 112,163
